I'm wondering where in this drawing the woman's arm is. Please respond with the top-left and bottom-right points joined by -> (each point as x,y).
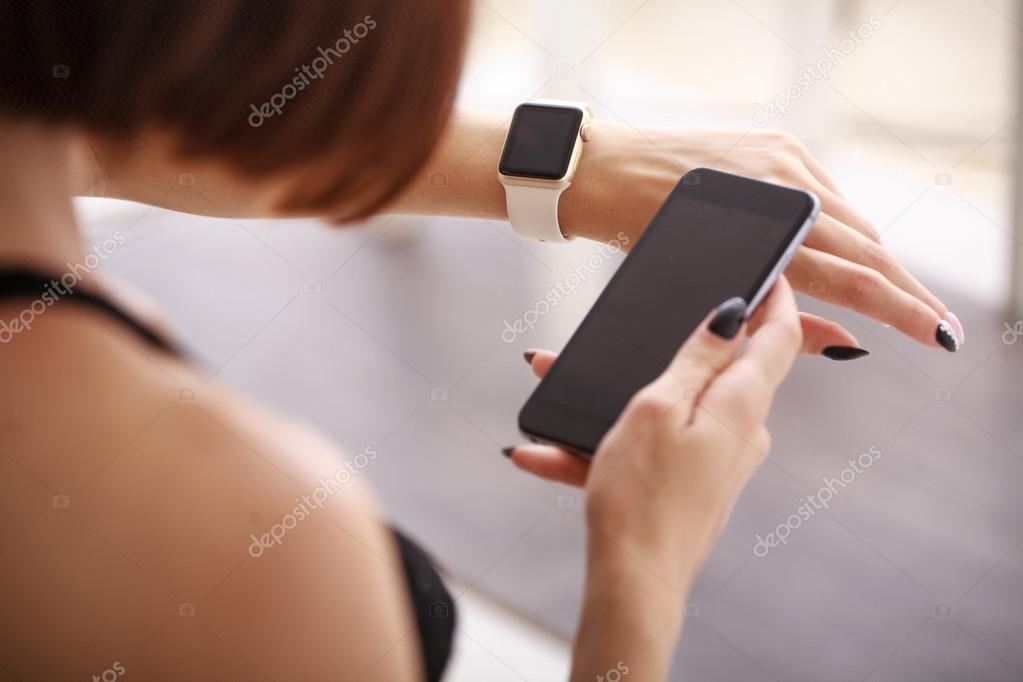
567,280 -> 803,680
79,107 -> 962,350
570,521 -> 700,681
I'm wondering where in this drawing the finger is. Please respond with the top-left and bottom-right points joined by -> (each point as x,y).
749,309 -> 862,357
524,349 -> 558,379
505,444 -> 589,487
813,184 -> 882,243
698,278 -> 802,431
804,213 -> 946,317
800,150 -> 844,199
736,277 -> 802,388
797,312 -> 866,358
642,296 -> 747,423
783,142 -> 876,242
786,247 -> 952,350
746,297 -> 858,355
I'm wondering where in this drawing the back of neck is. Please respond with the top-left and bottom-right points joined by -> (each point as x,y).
0,119 -> 86,272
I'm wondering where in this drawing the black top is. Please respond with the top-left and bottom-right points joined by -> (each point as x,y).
0,267 -> 455,681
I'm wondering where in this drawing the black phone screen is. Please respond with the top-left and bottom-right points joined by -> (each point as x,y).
518,169 -> 816,455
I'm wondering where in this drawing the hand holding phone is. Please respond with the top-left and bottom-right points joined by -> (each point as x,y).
518,168 -> 819,456
561,277 -> 804,682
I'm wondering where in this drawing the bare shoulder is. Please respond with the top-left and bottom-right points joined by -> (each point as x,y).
0,308 -> 420,681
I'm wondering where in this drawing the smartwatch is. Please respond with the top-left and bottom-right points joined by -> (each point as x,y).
498,100 -> 592,243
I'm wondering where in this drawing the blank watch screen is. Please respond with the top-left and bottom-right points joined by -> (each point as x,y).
499,104 -> 583,180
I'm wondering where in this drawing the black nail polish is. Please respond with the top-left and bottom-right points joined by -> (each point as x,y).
501,446 -> 514,458
935,320 -> 959,353
822,346 -> 870,361
523,350 -> 536,364
708,297 -> 747,339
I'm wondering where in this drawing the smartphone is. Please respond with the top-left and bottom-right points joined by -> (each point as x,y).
518,167 -> 819,457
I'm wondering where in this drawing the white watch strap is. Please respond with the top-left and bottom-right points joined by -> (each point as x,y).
503,184 -> 570,243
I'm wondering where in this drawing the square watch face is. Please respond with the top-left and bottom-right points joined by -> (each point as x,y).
499,104 -> 584,180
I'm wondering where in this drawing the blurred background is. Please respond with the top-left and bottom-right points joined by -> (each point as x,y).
77,0 -> 1023,679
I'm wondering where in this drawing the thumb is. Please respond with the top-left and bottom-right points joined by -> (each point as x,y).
643,296 -> 748,424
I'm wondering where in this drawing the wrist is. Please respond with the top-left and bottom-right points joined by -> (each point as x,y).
559,117 -> 628,242
585,485 -> 727,594
574,538 -> 686,682
579,530 -> 687,658
585,519 -> 701,598
559,117 -> 686,246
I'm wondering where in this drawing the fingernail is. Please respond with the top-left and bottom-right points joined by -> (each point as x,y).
523,350 -> 537,364
822,346 -> 870,361
501,446 -> 514,458
708,297 -> 747,339
936,320 -> 959,352
944,311 -> 965,346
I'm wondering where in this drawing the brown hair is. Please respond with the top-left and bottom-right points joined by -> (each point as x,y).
0,1 -> 471,221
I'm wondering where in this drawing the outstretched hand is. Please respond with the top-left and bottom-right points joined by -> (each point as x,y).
564,124 -> 964,352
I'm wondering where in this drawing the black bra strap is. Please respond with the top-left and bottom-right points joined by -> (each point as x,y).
393,531 -> 456,682
0,268 -> 179,355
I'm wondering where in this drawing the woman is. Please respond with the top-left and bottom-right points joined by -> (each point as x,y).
0,2 -> 962,680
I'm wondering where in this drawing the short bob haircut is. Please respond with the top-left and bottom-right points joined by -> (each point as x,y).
0,0 -> 471,221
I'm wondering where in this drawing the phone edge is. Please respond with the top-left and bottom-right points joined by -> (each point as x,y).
744,188 -> 820,314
